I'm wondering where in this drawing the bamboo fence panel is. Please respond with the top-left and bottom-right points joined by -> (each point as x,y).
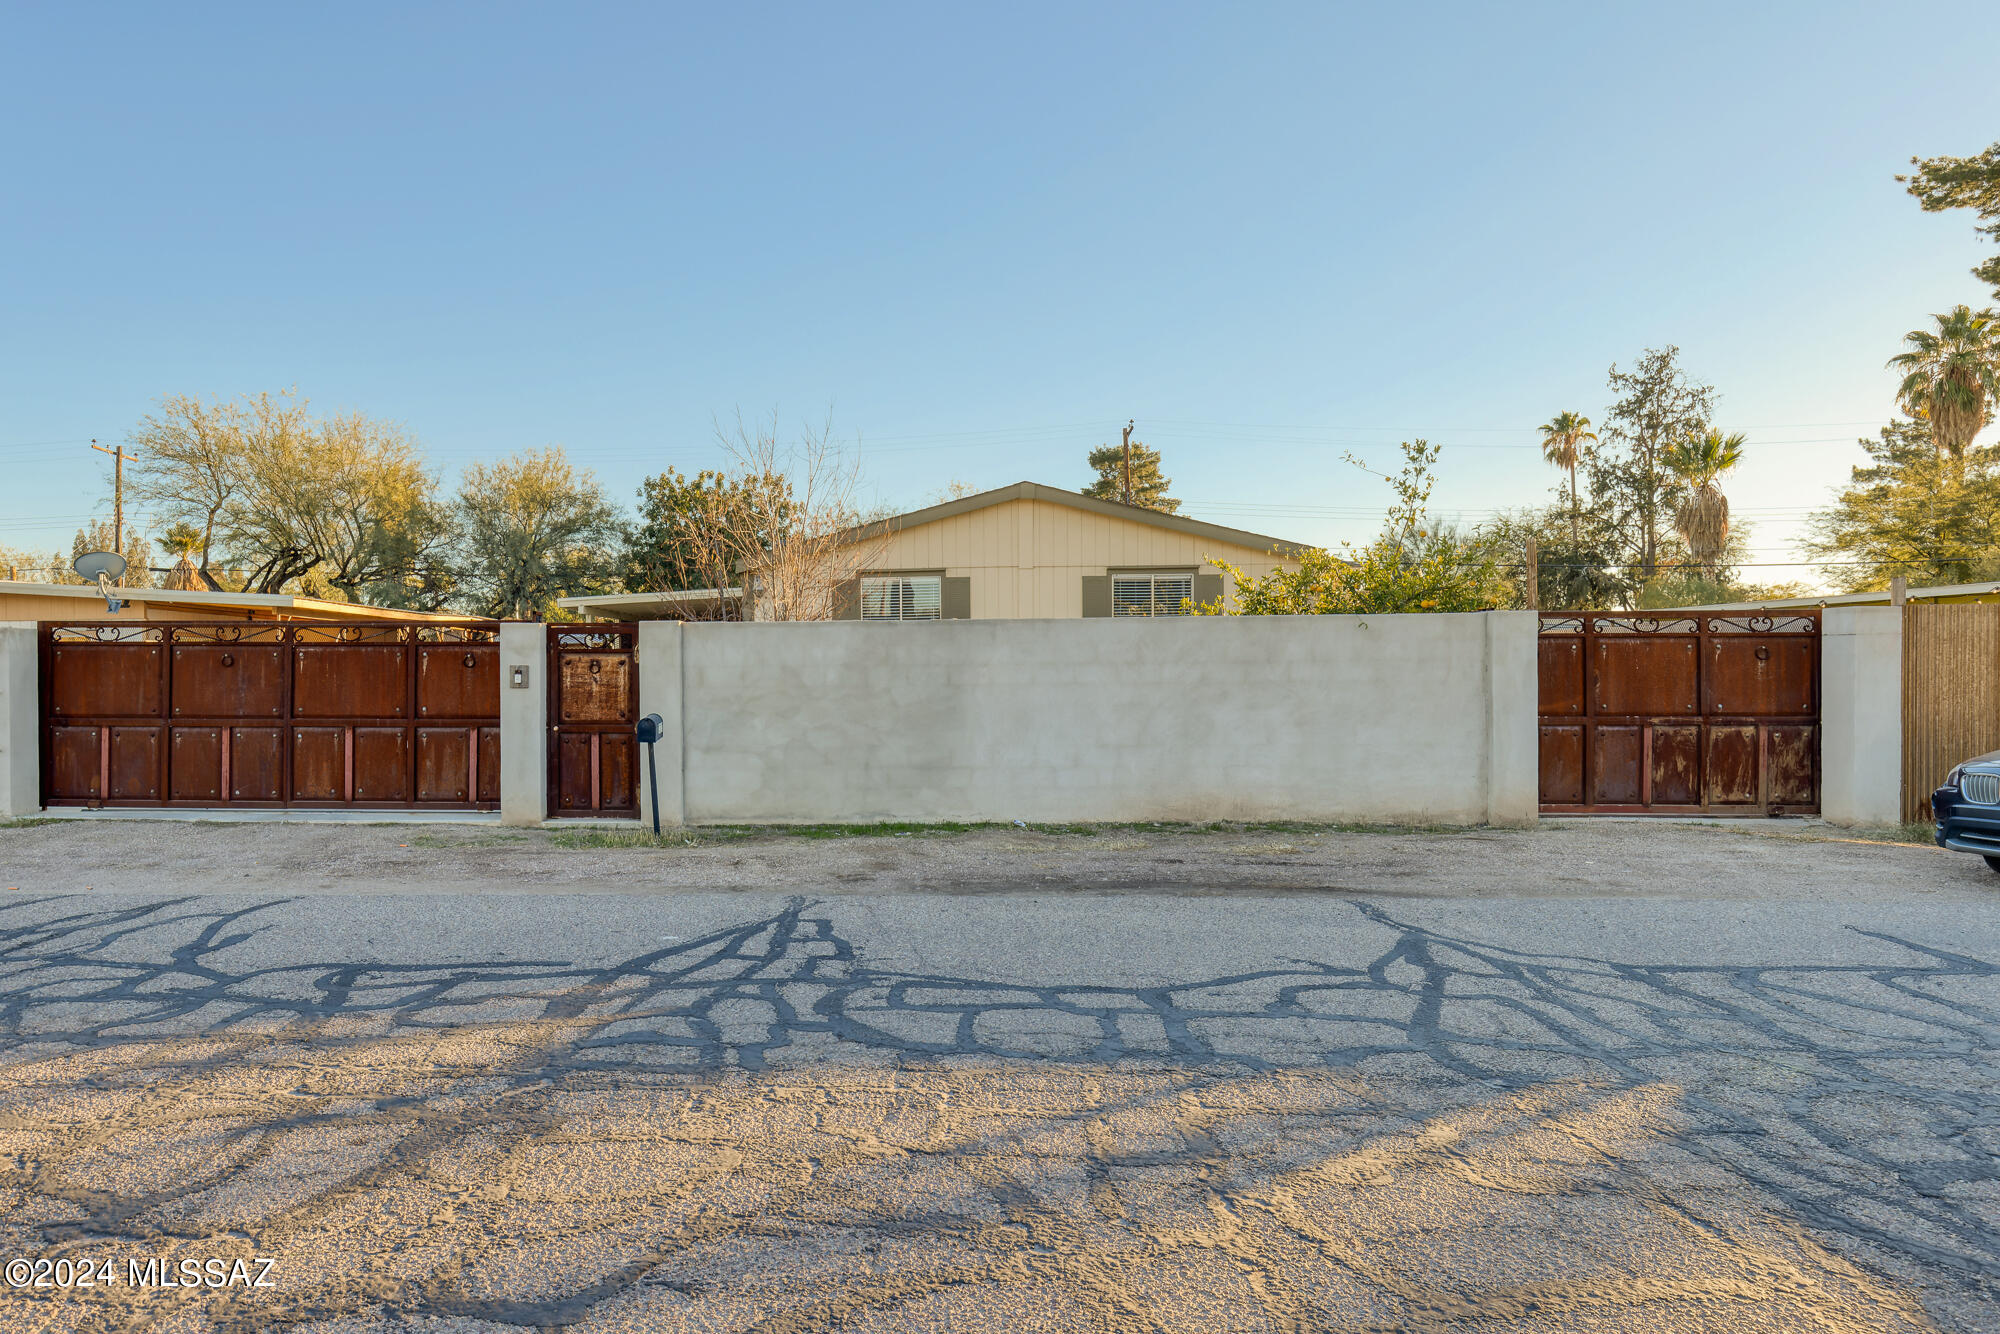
1903,604 -> 2000,821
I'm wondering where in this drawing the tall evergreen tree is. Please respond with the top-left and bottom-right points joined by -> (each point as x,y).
1901,142 -> 2000,301
1082,436 -> 1179,512
1589,348 -> 1716,581
1808,417 -> 2000,590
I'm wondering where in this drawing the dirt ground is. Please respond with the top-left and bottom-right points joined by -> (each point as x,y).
0,814 -> 1992,900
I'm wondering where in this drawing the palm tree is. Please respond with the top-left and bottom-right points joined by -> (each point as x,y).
1537,412 -> 1596,545
160,521 -> 206,591
1887,305 -> 2000,459
1663,427 -> 1746,574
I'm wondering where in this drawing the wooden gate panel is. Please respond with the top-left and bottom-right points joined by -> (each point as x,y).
171,645 -> 286,719
1539,612 -> 1820,815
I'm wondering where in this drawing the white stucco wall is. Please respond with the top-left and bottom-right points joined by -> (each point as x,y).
676,613 -> 1539,826
1485,611 -> 1539,825
0,623 -> 38,817
1820,606 -> 1903,826
635,621 -> 685,828
498,622 -> 547,826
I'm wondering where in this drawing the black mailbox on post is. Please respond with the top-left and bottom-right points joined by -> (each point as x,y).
636,713 -> 664,834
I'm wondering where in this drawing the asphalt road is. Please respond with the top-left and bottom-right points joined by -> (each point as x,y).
0,821 -> 1996,1332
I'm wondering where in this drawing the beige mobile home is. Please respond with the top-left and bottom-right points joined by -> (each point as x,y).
560,481 -> 1310,621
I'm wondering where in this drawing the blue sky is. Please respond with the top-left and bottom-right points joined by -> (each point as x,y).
3,2 -> 1996,585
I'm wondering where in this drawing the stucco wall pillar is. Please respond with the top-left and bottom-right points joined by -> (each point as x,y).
635,621 -> 685,829
0,623 -> 38,817
1485,610 -> 1540,827
498,622 -> 546,826
1821,606 -> 1902,827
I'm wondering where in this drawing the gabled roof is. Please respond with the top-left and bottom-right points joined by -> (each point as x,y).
834,481 -> 1312,555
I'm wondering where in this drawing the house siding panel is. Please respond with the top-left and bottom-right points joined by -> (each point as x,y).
852,496 -> 1294,621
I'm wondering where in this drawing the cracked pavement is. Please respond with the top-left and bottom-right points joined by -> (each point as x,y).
0,820 -> 1996,1331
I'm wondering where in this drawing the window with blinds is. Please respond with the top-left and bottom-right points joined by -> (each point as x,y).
861,574 -> 942,620
1111,572 -> 1195,616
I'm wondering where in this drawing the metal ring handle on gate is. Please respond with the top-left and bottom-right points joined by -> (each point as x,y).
1754,646 -> 1770,662
589,659 -> 602,674
220,652 -> 234,667
463,653 -> 477,668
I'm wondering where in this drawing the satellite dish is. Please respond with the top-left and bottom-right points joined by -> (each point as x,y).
73,551 -> 127,583
72,550 -> 127,613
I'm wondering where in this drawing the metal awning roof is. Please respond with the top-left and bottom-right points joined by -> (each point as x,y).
0,581 -> 468,621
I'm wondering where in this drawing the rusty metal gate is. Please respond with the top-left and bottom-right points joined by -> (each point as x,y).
547,624 -> 638,818
40,621 -> 501,809
1538,612 -> 1820,815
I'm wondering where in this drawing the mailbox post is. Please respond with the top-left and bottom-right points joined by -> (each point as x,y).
635,712 -> 664,836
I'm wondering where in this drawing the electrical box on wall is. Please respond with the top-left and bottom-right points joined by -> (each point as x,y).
509,663 -> 530,689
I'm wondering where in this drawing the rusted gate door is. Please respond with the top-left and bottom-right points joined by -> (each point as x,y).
1538,612 -> 1820,814
547,624 -> 638,818
41,621 -> 500,809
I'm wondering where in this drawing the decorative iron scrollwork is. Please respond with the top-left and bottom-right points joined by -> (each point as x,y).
1587,616 -> 1701,635
49,625 -> 164,643
553,630 -> 633,650
416,624 -> 500,644
169,623 -> 285,645
1706,614 -> 1818,635
293,623 -> 411,645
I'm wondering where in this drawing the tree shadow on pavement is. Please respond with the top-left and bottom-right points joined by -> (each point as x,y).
0,894 -> 1994,1331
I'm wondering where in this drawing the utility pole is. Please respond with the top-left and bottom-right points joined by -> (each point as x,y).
1120,420 -> 1135,505
89,439 -> 140,566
